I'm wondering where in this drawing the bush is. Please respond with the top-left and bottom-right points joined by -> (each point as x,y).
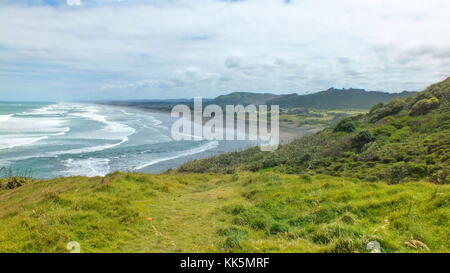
407,163 -> 428,178
409,97 -> 440,116
369,102 -> 384,115
299,174 -> 313,183
386,163 -> 409,184
372,125 -> 396,137
274,164 -> 298,174
369,98 -> 406,123
352,130 -> 376,150
0,177 -> 34,190
334,119 -> 356,133
430,169 -> 449,184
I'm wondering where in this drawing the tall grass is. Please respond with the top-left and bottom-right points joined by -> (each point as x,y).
0,172 -> 448,253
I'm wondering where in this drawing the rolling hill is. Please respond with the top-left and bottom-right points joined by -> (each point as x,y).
268,88 -> 415,109
212,89 -> 415,110
179,77 -> 450,184
0,78 -> 448,253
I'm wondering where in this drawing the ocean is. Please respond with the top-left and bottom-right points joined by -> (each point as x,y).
0,102 -> 225,179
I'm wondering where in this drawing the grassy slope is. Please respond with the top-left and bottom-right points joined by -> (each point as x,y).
0,78 -> 448,253
280,109 -> 367,127
177,77 -> 450,184
212,89 -> 415,110
268,89 -> 415,109
0,172 -> 448,253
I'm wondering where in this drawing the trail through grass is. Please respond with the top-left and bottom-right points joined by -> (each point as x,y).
0,172 -> 448,253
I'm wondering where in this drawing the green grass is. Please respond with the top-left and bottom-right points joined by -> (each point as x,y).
280,108 -> 366,127
0,172 -> 448,253
177,77 -> 450,184
2,78 -> 448,253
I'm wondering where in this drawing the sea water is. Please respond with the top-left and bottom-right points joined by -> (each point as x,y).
0,102 -> 219,178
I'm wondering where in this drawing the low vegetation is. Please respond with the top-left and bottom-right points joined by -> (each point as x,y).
0,167 -> 34,190
178,78 -> 450,185
0,172 -> 448,253
0,78 -> 448,253
212,88 -> 415,110
280,108 -> 366,128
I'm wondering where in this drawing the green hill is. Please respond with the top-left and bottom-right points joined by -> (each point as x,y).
268,88 -> 415,109
0,78 -> 448,253
0,172 -> 448,252
179,77 -> 450,184
214,92 -> 279,106
212,89 -> 415,110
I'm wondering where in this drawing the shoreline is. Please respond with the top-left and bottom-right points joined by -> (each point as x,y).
111,104 -> 323,173
107,103 -> 322,143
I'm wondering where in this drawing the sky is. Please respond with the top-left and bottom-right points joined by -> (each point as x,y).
0,0 -> 449,101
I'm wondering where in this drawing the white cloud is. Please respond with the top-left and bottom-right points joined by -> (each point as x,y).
66,0 -> 82,6
0,0 -> 449,100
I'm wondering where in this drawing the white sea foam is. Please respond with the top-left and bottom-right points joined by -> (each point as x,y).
0,114 -> 13,122
0,112 -> 68,150
60,158 -> 110,177
3,117 -> 65,131
0,103 -> 136,155
148,115 -> 165,127
49,138 -> 128,156
49,127 -> 71,136
2,102 -> 226,178
18,105 -> 67,116
134,140 -> 219,170
0,136 -> 48,150
52,106 -> 137,155
70,107 -> 136,140
131,111 -> 167,130
0,124 -> 70,150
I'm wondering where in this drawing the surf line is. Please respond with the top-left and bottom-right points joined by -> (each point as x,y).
170,97 -> 280,151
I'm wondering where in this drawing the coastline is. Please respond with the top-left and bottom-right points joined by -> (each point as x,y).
107,103 -> 322,143
112,104 -> 322,173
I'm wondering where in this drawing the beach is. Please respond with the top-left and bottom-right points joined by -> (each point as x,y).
127,104 -> 322,173
0,102 -> 319,178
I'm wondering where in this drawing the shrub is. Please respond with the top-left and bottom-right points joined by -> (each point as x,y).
386,98 -> 407,113
274,164 -> 298,174
352,130 -> 376,150
358,142 -> 381,161
372,125 -> 396,137
369,102 -> 384,115
430,169 -> 449,184
299,174 -> 313,183
0,177 -> 34,190
369,98 -> 406,123
300,153 -> 312,163
406,163 -> 428,178
334,119 -> 356,133
386,162 -> 409,184
364,176 -> 379,182
409,97 -> 440,116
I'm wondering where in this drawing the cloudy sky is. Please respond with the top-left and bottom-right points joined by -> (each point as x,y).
0,0 -> 449,101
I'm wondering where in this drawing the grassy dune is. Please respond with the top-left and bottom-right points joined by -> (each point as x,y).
0,172 -> 448,253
